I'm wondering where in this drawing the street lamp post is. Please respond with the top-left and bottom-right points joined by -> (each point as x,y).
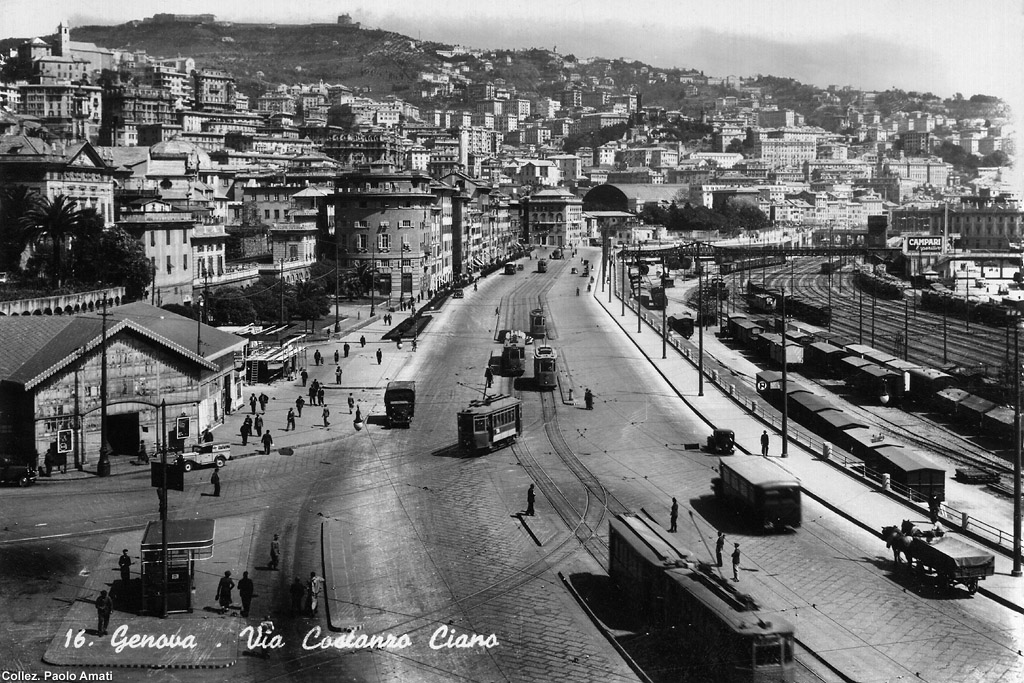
327,223 -> 340,332
97,297 -> 110,477
370,236 -> 377,318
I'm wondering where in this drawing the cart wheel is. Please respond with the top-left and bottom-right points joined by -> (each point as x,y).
215,456 -> 226,468
968,579 -> 978,595
182,460 -> 193,473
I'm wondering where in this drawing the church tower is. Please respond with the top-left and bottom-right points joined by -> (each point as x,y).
56,21 -> 70,57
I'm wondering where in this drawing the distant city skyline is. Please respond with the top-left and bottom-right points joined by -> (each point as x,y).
2,0 -> 1021,101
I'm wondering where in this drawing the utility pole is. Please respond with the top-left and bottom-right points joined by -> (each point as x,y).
1015,317 -> 1022,577
160,399 -> 169,617
698,245 -> 704,397
97,297 -> 110,477
279,259 -> 285,326
662,253 -> 667,359
781,287 -> 788,457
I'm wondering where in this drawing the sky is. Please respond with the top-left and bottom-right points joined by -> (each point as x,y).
2,0 -> 1022,101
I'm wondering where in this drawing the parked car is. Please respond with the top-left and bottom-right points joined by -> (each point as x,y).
0,459 -> 37,486
452,289 -> 465,298
177,442 -> 231,472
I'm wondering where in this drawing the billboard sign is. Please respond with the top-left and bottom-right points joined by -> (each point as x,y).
907,236 -> 944,253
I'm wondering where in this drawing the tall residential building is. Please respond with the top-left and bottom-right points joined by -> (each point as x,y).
329,165 -> 453,301
522,188 -> 584,248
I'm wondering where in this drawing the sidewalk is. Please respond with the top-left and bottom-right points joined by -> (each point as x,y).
35,301 -> 421,482
43,517 -> 255,668
589,283 -> 1024,616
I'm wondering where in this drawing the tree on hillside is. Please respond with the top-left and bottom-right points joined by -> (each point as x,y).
70,222 -> 151,301
18,194 -> 88,288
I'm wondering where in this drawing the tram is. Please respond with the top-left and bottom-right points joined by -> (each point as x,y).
712,457 -> 801,531
609,513 -> 795,682
533,345 -> 557,390
499,330 -> 527,376
456,394 -> 523,453
529,308 -> 546,339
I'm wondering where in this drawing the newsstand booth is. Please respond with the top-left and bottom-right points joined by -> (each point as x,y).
141,519 -> 215,616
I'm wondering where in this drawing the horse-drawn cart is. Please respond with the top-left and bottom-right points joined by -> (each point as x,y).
883,522 -> 994,594
909,535 -> 994,594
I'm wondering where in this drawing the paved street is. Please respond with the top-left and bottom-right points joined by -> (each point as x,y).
2,250 -> 1023,683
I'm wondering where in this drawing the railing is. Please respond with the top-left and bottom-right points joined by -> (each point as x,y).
616,291 -> 1019,555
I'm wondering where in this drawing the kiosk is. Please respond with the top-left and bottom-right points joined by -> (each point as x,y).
140,519 -> 215,616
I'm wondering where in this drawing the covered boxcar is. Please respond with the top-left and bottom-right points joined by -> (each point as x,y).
956,394 -> 997,428
804,342 -> 847,377
871,446 -> 945,501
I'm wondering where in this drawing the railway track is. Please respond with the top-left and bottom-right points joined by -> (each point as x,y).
752,260 -> 1017,481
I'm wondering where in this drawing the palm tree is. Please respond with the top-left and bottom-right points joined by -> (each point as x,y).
18,194 -> 87,287
0,185 -> 42,274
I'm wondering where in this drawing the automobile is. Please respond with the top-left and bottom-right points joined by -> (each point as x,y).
452,289 -> 465,298
178,442 -> 231,472
0,459 -> 38,486
706,428 -> 736,455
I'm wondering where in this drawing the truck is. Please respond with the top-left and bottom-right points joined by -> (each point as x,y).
177,442 -> 231,472
537,259 -> 548,273
384,381 -> 416,427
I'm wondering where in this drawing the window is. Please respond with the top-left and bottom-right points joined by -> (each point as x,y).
401,220 -> 412,228
379,234 -> 391,251
265,210 -> 270,219
166,255 -> 173,273
183,254 -> 188,271
274,209 -> 280,219
357,234 -> 368,250
150,232 -> 155,247
166,231 -> 171,245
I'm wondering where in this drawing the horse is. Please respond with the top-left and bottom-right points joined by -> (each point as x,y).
882,525 -> 914,567
901,519 -> 945,542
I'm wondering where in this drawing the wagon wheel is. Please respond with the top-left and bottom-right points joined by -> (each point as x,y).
967,578 -> 979,595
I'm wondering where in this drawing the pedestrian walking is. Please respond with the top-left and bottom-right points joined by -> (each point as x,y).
309,381 -> 318,406
343,342 -> 350,358
308,571 -> 324,616
322,406 -> 330,428
335,366 -> 342,384
118,549 -> 132,584
314,350 -> 322,366
317,386 -> 325,406
249,394 -> 258,415
202,427 -> 213,443
669,497 -> 679,533
259,393 -> 269,412
732,543 -> 741,581
376,347 -> 383,365
584,388 -> 594,410
261,431 -> 273,455
295,396 -> 305,417
254,616 -> 274,659
241,418 -> 252,446
290,578 -> 306,615
334,349 -> 340,364
211,466 -> 221,497
928,495 -> 941,524
215,571 -> 234,613
716,532 -> 725,568
348,393 -> 355,414
254,414 -> 264,437
238,571 -> 254,617
484,366 -> 493,388
526,483 -> 536,516
301,368 -> 308,386
360,335 -> 366,348
269,534 -> 281,570
761,430 -> 769,457
286,408 -> 296,431
95,589 -> 113,636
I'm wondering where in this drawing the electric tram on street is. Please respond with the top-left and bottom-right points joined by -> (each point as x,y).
457,394 -> 523,453
533,345 -> 557,390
